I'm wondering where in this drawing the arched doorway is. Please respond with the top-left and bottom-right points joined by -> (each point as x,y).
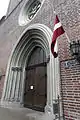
1,24 -> 58,114
24,47 -> 47,111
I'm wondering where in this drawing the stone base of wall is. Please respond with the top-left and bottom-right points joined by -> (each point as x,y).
0,101 -> 23,108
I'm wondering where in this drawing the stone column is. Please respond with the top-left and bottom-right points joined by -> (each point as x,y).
45,53 -> 54,115
1,66 -> 22,107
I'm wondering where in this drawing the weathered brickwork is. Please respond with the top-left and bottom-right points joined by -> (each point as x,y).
60,60 -> 80,119
0,0 -> 80,119
54,0 -> 80,119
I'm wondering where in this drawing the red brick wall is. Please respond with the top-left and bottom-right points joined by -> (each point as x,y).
56,1 -> 80,117
58,33 -> 80,119
58,26 -> 80,119
60,59 -> 80,120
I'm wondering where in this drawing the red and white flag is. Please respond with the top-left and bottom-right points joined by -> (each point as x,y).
51,15 -> 65,58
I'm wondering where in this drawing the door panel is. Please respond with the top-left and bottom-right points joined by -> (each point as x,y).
24,68 -> 35,106
33,66 -> 47,108
24,47 -> 47,112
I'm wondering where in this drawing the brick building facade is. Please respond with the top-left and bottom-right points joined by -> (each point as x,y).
0,0 -> 80,119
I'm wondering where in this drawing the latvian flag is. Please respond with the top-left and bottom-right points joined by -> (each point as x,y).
51,15 -> 65,58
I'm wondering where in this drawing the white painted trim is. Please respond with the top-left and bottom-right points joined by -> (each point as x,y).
54,22 -> 62,31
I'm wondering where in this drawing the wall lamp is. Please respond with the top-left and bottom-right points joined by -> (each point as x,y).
70,40 -> 80,62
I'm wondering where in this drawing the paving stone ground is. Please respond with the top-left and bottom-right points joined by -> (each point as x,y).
0,107 -> 55,120
0,107 -> 28,120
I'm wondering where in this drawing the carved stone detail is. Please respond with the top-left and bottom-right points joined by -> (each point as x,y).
28,1 -> 41,20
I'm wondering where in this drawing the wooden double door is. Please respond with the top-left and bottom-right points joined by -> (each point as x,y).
24,47 -> 47,112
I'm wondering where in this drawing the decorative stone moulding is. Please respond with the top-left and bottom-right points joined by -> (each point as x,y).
18,0 -> 43,26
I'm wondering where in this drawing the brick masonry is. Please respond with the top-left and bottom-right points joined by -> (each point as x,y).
0,0 -> 80,119
60,60 -> 80,119
55,0 -> 80,119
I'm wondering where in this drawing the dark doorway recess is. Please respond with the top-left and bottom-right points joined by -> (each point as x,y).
24,47 -> 47,112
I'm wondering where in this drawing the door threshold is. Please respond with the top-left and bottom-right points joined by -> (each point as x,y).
24,104 -> 45,112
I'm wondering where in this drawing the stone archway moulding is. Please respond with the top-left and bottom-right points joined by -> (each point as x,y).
1,24 -> 59,114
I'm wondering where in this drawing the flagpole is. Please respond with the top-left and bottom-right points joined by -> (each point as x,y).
65,32 -> 71,43
53,10 -> 71,44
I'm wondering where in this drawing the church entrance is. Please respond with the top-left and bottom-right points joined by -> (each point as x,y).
24,47 -> 47,112
2,24 -> 56,114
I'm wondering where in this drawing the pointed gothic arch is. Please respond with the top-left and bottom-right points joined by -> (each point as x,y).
1,24 -> 59,113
